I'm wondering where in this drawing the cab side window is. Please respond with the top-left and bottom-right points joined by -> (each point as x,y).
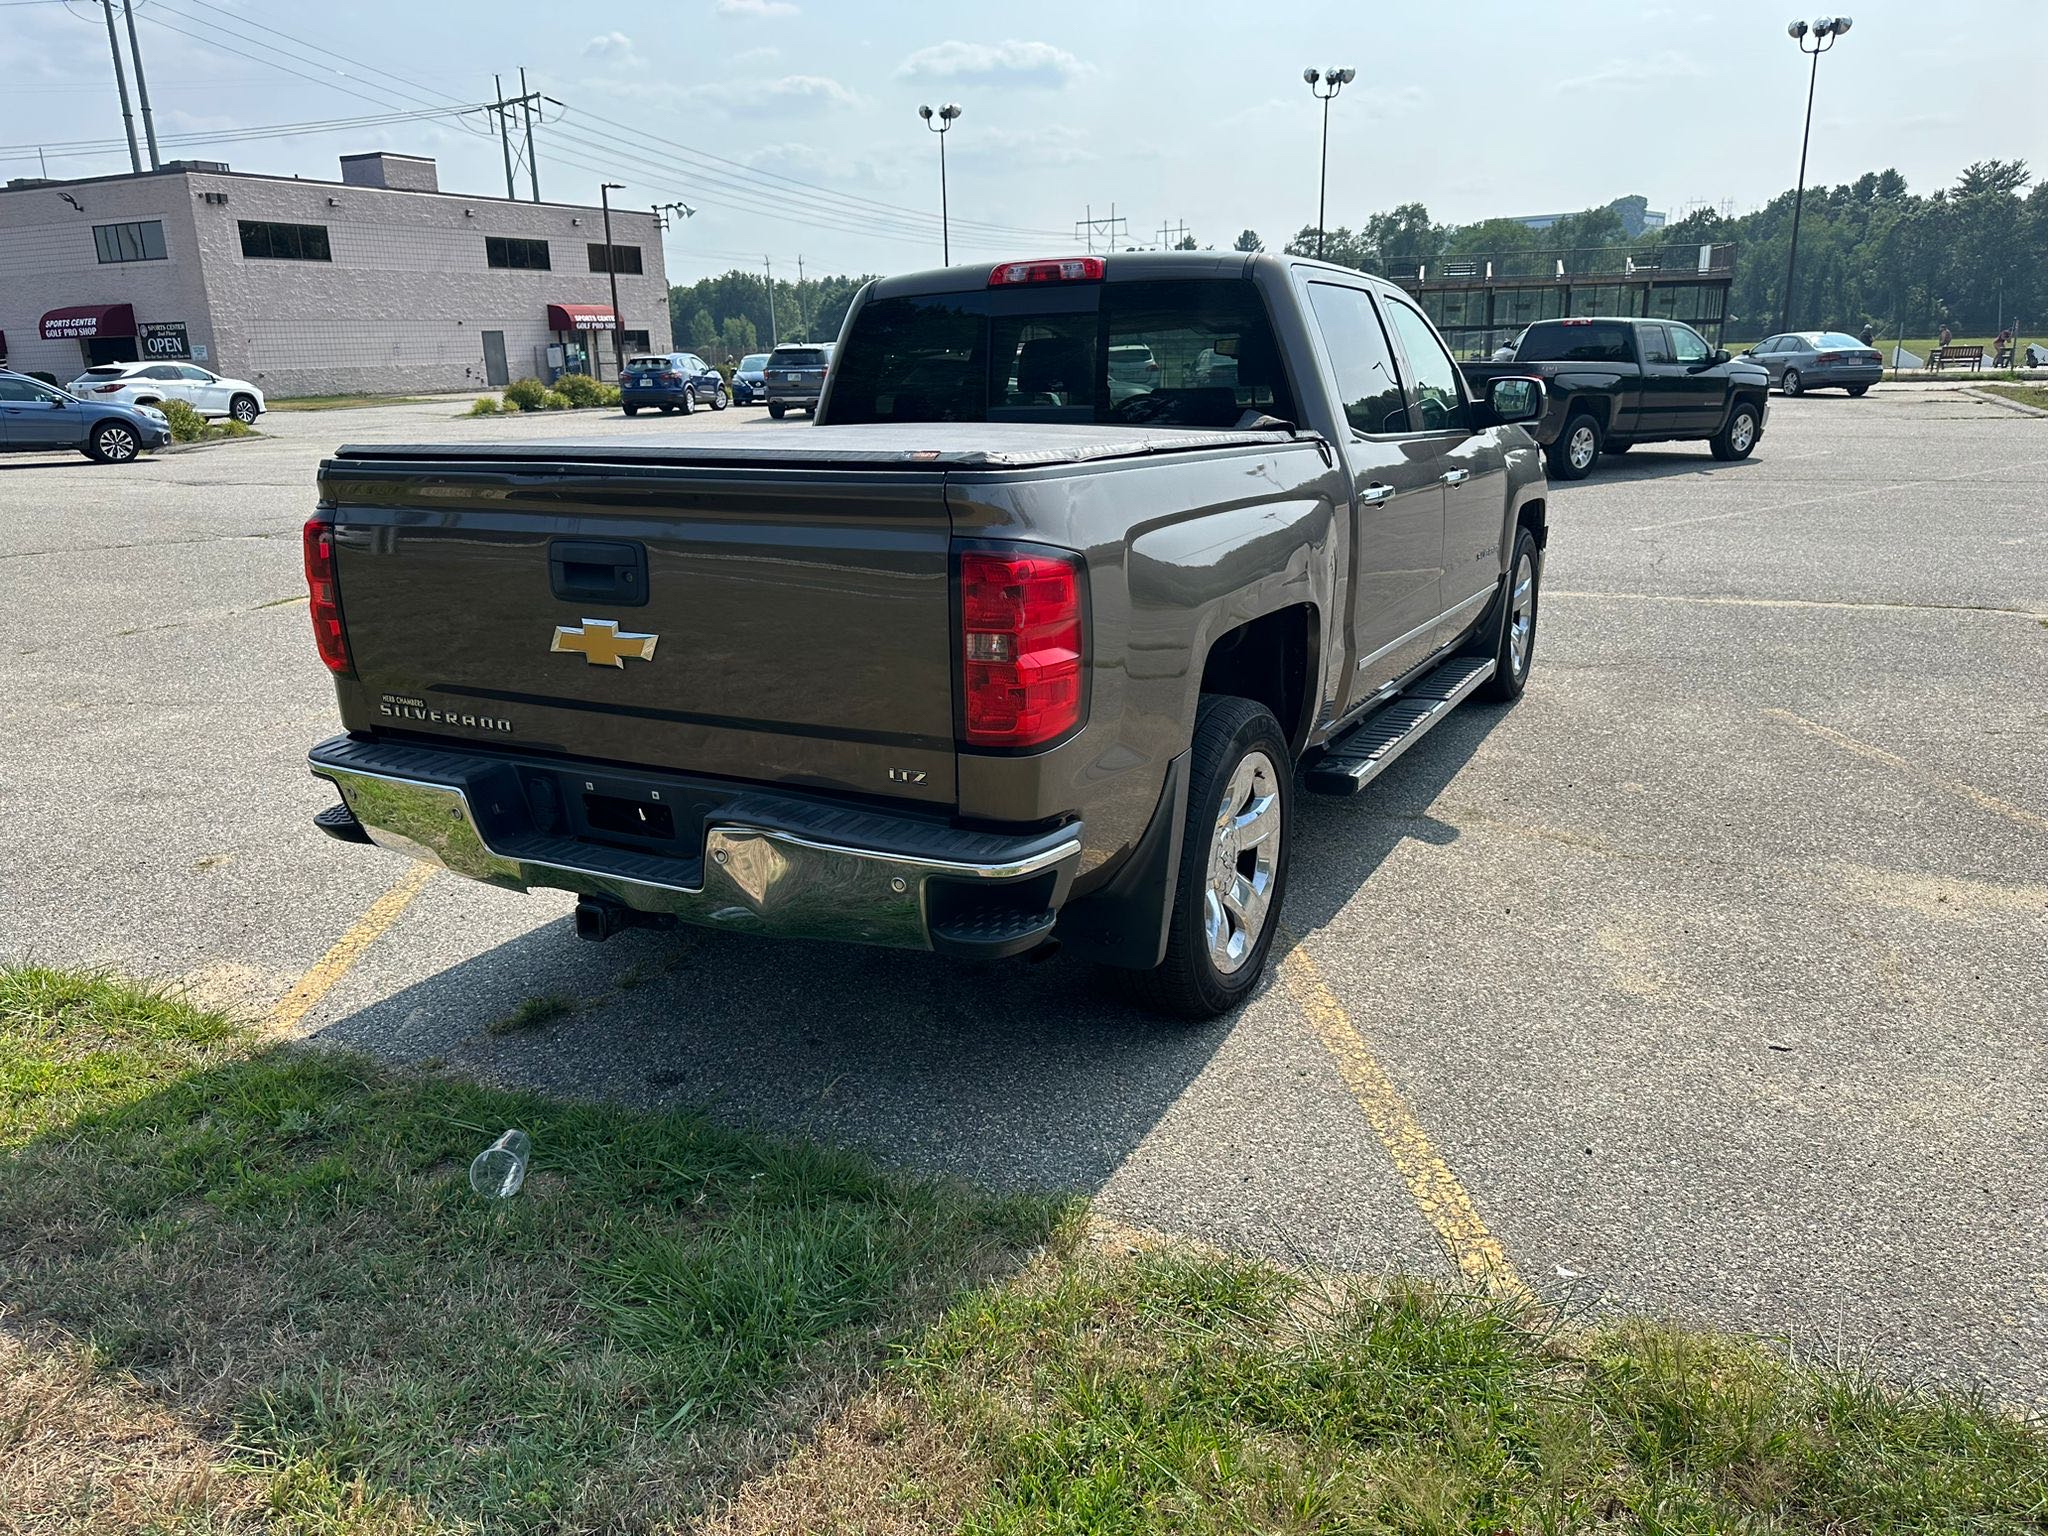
1382,299 -> 1470,433
1669,325 -> 1711,364
1305,282 -> 1408,434
1639,325 -> 1675,365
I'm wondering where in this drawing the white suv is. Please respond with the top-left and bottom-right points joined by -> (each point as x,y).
67,361 -> 265,423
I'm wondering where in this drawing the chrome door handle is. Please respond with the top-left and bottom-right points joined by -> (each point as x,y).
1440,469 -> 1470,485
1361,483 -> 1396,504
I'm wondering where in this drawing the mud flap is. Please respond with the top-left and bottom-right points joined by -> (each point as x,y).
1053,750 -> 1190,970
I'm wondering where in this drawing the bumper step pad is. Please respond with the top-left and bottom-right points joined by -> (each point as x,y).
1304,656 -> 1497,796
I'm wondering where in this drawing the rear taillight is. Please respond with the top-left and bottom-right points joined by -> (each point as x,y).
91,384 -> 124,394
960,549 -> 1084,748
1817,351 -> 1844,365
988,256 -> 1105,287
302,516 -> 351,676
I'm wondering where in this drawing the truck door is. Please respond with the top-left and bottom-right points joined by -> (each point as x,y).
1665,323 -> 1729,431
1301,281 -> 1445,700
1380,295 -> 1510,622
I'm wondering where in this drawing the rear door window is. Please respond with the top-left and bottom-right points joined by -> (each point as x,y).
1516,322 -> 1632,363
1305,282 -> 1408,434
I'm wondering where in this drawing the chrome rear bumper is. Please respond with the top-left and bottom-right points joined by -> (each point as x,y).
309,739 -> 1080,956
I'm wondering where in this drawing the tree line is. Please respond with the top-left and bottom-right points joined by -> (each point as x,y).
667,160 -> 2043,353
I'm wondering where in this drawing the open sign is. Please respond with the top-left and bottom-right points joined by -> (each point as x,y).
139,321 -> 190,359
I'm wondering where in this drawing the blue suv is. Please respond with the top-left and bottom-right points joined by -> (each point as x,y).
621,352 -> 729,416
0,369 -> 171,461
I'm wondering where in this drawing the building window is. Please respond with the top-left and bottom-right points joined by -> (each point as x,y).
588,243 -> 643,275
239,220 -> 332,262
93,220 -> 167,263
486,236 -> 551,271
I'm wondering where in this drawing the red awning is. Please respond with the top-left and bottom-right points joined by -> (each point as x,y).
41,303 -> 137,340
546,303 -> 617,331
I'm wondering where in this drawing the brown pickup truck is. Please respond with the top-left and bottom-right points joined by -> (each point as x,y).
305,252 -> 1549,1015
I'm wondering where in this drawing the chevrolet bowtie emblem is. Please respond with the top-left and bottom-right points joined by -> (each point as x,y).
551,618 -> 659,668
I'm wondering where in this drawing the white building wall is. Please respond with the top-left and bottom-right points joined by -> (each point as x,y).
1,167 -> 672,397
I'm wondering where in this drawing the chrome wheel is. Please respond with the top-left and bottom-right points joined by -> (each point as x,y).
232,397 -> 258,424
1566,422 -> 1597,471
95,425 -> 137,462
1508,549 -> 1536,679
1730,411 -> 1756,453
1203,749 -> 1281,975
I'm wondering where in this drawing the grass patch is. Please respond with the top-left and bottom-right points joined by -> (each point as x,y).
267,395 -> 438,411
5,965 -> 2043,1533
1979,383 -> 2048,412
486,992 -> 576,1036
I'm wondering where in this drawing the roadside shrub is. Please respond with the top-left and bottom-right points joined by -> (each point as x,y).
502,377 -> 547,412
467,396 -> 501,415
554,371 -> 604,408
541,390 -> 572,411
598,384 -> 621,407
214,417 -> 255,438
159,398 -> 209,442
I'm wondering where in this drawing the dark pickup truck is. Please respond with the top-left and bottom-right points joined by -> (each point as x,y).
304,253 -> 1549,1015
1462,317 -> 1769,480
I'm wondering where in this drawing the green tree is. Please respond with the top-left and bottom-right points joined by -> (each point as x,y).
1233,229 -> 1263,252
719,315 -> 758,361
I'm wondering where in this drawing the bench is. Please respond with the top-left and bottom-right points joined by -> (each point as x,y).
1928,344 -> 1984,372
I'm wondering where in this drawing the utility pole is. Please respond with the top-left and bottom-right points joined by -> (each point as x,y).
763,257 -> 777,350
600,182 -> 625,380
121,0 -> 159,171
98,0 -> 141,175
1157,219 -> 1191,250
493,73 -> 515,199
795,254 -> 808,340
519,66 -> 540,201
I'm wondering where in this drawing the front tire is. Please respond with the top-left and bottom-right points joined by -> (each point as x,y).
1546,413 -> 1601,480
1782,368 -> 1804,397
88,421 -> 139,463
1132,695 -> 1292,1018
229,394 -> 260,425
711,386 -> 729,411
1479,526 -> 1541,702
1710,399 -> 1761,461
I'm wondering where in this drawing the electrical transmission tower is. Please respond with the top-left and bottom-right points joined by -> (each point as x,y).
1073,203 -> 1127,254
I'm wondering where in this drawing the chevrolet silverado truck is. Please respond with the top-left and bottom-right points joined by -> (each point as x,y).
304,253 -> 1548,1016
1462,316 -> 1769,480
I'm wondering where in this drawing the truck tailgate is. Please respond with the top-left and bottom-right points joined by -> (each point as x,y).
317,456 -> 957,806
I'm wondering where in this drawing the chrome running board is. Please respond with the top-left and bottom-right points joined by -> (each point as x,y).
1304,655 -> 1497,795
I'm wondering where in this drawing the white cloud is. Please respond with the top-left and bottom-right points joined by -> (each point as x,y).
691,74 -> 861,116
958,124 -> 1097,170
1550,50 -> 1708,94
582,31 -> 638,64
732,45 -> 781,66
896,39 -> 1090,89
716,0 -> 798,16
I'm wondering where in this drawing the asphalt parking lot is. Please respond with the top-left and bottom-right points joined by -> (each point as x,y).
3,385 -> 2044,1403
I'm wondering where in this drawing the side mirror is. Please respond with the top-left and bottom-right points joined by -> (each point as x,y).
1710,348 -> 1732,365
1486,375 -> 1545,425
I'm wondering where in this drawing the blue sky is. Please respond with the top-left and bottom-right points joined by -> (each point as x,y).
3,0 -> 2040,281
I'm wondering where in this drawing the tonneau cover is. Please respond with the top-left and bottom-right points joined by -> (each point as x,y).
329,421 -> 1302,472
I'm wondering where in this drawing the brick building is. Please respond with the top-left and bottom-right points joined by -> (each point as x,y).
0,152 -> 670,396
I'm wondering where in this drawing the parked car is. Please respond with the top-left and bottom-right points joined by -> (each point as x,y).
764,343 -> 832,418
303,251 -> 1549,1015
67,360 -> 264,423
1106,342 -> 1161,401
0,369 -> 170,461
1742,332 -> 1884,396
621,353 -> 728,416
731,352 -> 771,405
1462,317 -> 1769,479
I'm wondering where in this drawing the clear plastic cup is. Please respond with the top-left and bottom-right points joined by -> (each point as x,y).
468,1128 -> 531,1199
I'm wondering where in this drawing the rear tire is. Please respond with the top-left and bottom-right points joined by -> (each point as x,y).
1710,399 -> 1760,461
623,405 -> 639,417
87,421 -> 139,463
681,387 -> 697,415
1782,368 -> 1804,397
1847,384 -> 1870,398
768,402 -> 787,419
1130,695 -> 1292,1019
1479,526 -> 1541,703
1546,413 -> 1601,480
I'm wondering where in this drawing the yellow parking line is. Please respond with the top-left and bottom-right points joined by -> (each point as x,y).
1764,708 -> 2048,835
265,863 -> 436,1034
1280,941 -> 1525,1296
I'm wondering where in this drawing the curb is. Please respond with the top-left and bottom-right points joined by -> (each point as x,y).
1962,388 -> 2048,418
156,431 -> 265,455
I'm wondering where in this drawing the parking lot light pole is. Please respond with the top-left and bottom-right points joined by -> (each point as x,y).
600,182 -> 625,380
918,103 -> 962,265
1302,67 -> 1355,261
1780,15 -> 1852,333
